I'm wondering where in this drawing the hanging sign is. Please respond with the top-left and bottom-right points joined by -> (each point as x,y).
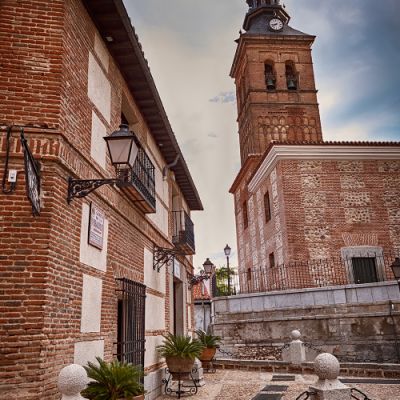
21,130 -> 41,216
88,203 -> 105,250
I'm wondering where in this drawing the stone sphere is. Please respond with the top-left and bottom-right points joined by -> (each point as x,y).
58,364 -> 88,395
314,353 -> 340,380
291,330 -> 302,340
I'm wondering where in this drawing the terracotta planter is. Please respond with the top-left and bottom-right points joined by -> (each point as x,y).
165,356 -> 195,379
132,395 -> 145,400
199,347 -> 216,362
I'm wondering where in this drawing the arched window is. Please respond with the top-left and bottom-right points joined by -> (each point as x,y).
265,62 -> 276,91
285,62 -> 298,91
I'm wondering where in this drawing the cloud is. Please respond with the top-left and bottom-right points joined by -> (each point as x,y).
209,91 -> 236,104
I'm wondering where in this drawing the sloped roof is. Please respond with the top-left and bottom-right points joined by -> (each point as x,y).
82,0 -> 203,211
193,282 -> 211,301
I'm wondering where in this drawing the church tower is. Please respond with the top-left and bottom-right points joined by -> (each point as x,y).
231,0 -> 323,164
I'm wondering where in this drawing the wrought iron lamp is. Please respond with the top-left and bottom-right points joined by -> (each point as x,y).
390,258 -> 400,290
189,258 -> 216,288
67,124 -> 138,203
224,244 -> 232,295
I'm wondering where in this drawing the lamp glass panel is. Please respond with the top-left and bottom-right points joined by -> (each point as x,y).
128,143 -> 139,168
203,263 -> 213,274
107,138 -> 132,166
224,246 -> 231,256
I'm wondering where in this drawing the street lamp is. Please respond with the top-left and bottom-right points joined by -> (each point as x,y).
189,258 -> 216,288
224,244 -> 231,296
67,124 -> 139,203
391,258 -> 400,290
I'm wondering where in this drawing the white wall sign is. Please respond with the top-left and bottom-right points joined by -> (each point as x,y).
88,203 -> 105,250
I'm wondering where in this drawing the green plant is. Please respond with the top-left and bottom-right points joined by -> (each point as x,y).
157,333 -> 204,360
195,329 -> 222,349
81,357 -> 144,400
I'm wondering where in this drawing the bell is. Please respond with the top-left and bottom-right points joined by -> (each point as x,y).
266,78 -> 276,90
287,78 -> 297,91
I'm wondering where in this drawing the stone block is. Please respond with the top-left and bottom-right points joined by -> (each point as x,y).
214,300 -> 228,313
371,286 -> 389,302
228,299 -> 241,313
332,290 -> 346,304
300,292 -> 315,306
355,287 -> 373,303
264,295 -> 276,309
313,291 -> 329,306
241,298 -> 253,312
251,297 -> 265,312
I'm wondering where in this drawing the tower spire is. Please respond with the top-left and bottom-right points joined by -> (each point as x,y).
243,0 -> 291,33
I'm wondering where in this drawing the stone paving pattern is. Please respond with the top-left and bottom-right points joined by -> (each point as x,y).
156,370 -> 400,400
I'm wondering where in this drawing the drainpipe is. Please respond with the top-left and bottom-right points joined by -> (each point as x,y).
163,155 -> 180,179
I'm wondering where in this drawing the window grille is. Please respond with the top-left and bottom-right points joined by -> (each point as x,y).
115,278 -> 146,368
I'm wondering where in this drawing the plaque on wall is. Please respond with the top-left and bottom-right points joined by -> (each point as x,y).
88,203 -> 105,250
21,130 -> 41,216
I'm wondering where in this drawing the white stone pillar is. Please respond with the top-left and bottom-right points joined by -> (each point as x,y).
309,353 -> 351,400
289,329 -> 306,365
58,364 -> 88,400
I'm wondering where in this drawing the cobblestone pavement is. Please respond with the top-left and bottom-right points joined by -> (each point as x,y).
156,370 -> 400,400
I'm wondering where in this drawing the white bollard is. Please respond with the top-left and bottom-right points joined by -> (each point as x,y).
58,364 -> 88,400
289,329 -> 306,365
309,353 -> 351,400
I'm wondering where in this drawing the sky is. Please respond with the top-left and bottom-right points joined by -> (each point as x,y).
122,0 -> 400,271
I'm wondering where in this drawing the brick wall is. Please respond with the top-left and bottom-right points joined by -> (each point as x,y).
232,36 -> 323,164
0,1 -> 195,399
232,154 -> 400,291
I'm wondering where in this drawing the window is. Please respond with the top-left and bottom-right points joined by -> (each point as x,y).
265,63 -> 276,91
285,62 -> 298,91
269,252 -> 275,268
264,192 -> 271,222
352,257 -> 378,284
243,200 -> 249,229
116,278 -> 146,368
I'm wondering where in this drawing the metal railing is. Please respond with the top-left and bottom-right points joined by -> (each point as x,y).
213,252 -> 399,296
172,210 -> 195,254
131,147 -> 156,208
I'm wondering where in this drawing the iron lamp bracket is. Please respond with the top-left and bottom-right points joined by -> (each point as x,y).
153,245 -> 184,272
67,177 -> 119,203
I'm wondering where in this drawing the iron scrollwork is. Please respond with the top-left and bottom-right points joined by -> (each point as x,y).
67,177 -> 119,204
295,391 -> 316,400
162,368 -> 199,399
351,388 -> 372,400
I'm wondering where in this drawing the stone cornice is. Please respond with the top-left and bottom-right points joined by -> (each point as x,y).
248,144 -> 400,192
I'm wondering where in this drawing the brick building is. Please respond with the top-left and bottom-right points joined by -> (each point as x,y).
230,0 -> 400,293
0,1 -> 202,399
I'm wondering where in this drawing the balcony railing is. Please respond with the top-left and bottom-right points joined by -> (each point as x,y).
213,252 -> 399,296
117,147 -> 156,213
172,210 -> 195,255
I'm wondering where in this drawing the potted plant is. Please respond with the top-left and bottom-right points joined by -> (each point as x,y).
81,357 -> 145,400
157,333 -> 204,378
195,329 -> 222,363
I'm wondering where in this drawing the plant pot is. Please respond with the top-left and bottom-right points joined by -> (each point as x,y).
165,356 -> 195,379
199,347 -> 216,362
132,395 -> 145,400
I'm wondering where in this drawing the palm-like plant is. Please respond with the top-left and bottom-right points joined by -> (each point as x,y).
195,329 -> 222,349
157,333 -> 204,359
81,357 -> 144,400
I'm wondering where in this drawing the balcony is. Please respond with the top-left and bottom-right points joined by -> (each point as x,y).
117,147 -> 156,213
172,210 -> 195,255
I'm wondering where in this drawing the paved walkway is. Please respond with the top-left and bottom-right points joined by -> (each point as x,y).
156,370 -> 400,400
